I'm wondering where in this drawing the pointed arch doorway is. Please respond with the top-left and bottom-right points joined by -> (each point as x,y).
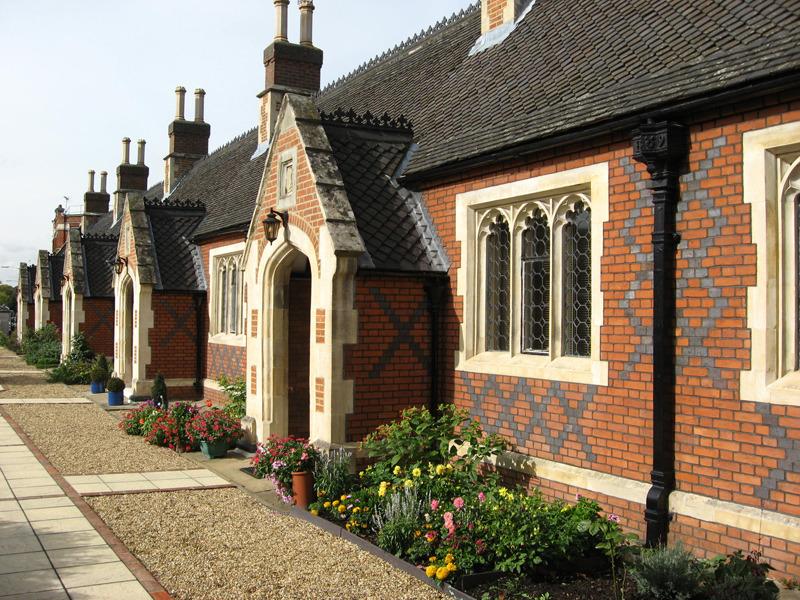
263,249 -> 313,440
119,277 -> 134,385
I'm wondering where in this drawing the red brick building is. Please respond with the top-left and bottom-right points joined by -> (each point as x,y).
25,0 -> 800,576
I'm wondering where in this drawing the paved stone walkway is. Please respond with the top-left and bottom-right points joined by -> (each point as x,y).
0,398 -> 234,600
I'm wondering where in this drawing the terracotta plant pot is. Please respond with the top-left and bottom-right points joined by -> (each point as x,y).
292,471 -> 315,509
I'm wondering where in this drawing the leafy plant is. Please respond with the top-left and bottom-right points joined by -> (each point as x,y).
145,402 -> 200,452
704,550 -> 779,600
66,332 -> 93,363
46,360 -> 92,384
373,485 -> 430,557
314,448 -> 354,502
106,376 -> 125,393
360,404 -> 507,480
782,578 -> 800,590
216,374 -> 245,418
185,409 -> 244,445
578,514 -> 639,600
119,401 -> 162,436
151,372 -> 168,409
252,435 -> 320,502
90,364 -> 107,384
20,324 -> 61,366
629,541 -> 706,600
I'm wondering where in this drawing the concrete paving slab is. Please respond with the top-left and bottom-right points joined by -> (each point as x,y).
0,569 -> 63,596
37,530 -> 106,552
23,506 -> 84,522
55,562 -> 135,589
45,546 -> 119,570
17,497 -> 74,510
65,581 -> 152,600
0,533 -> 40,556
0,552 -> 50,576
30,517 -> 94,536
0,589 -> 70,600
12,485 -> 65,499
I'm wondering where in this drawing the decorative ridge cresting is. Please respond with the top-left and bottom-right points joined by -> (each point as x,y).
316,3 -> 479,97
320,108 -> 413,132
82,233 -> 118,242
144,197 -> 206,210
206,127 -> 258,158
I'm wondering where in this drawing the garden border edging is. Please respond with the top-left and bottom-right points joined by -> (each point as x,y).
289,505 -> 479,600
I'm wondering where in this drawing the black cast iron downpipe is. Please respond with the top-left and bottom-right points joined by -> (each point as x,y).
424,276 -> 447,417
632,121 -> 687,548
193,293 -> 205,395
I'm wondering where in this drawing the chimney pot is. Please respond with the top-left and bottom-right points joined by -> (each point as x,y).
137,140 -> 146,166
100,171 -> 108,193
122,138 -> 131,164
175,86 -> 187,120
194,88 -> 206,122
274,0 -> 289,41
299,0 -> 314,46
88,170 -> 95,192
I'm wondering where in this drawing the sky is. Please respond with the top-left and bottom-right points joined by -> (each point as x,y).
0,0 -> 472,285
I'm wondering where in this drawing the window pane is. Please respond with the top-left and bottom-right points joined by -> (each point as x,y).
522,215 -> 550,354
564,205 -> 591,357
219,265 -> 227,334
486,217 -> 510,351
796,194 -> 800,370
229,268 -> 238,334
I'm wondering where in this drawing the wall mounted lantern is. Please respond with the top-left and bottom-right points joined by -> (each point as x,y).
262,208 -> 288,245
113,257 -> 128,275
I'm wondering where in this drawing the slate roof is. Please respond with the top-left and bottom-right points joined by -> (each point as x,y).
145,200 -> 207,291
168,129 -> 262,239
322,118 -> 449,272
316,0 -> 800,176
82,235 -> 117,298
21,264 -> 36,304
47,254 -> 64,302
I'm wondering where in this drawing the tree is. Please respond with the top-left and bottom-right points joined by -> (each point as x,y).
0,284 -> 14,309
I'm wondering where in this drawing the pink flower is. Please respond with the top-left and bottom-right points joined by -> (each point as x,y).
478,492 -> 486,503
576,493 -> 583,501
453,497 -> 464,510
425,531 -> 438,542
608,513 -> 620,523
431,500 -> 440,511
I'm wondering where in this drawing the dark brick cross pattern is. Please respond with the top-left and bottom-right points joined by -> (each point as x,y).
156,297 -> 197,347
363,285 -> 430,380
84,302 -> 113,339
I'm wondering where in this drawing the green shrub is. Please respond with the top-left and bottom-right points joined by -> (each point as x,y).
67,332 -> 93,363
0,330 -> 20,351
216,374 -> 246,418
151,372 -> 168,409
46,361 -> 93,384
106,377 -> 125,393
119,402 -> 162,436
630,541 -> 706,600
21,324 -> 61,366
704,550 -> 779,600
314,448 -> 354,501
90,364 -> 107,384
94,353 -> 110,374
360,404 -> 508,480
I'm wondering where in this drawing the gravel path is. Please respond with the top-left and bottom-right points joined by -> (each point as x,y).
0,347 -> 447,600
87,489 -> 445,600
4,403 -> 194,474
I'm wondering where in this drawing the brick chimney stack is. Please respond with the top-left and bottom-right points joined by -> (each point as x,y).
258,0 -> 323,145
481,0 -> 526,34
164,86 -> 211,194
115,137 -> 149,221
83,169 -> 111,231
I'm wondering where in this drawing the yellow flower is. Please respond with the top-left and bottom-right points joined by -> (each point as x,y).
498,487 -> 508,497
447,562 -> 457,572
404,479 -> 413,488
436,567 -> 450,580
338,504 -> 346,513
445,464 -> 453,473
393,466 -> 402,475
429,557 -> 437,563
341,495 -> 347,502
414,530 -> 422,538
445,553 -> 455,564
353,506 -> 360,513
346,524 -> 351,531
317,490 -> 326,497
323,502 -> 331,508
359,471 -> 364,479
378,487 -> 386,497
435,464 -> 446,476
332,500 -> 339,507
311,509 -> 319,516
412,467 -> 422,477
426,565 -> 438,578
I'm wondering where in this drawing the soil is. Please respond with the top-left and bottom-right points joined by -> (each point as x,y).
467,571 -> 643,600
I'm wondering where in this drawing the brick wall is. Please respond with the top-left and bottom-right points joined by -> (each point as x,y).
47,302 -> 62,332
344,275 -> 433,442
81,298 -> 114,357
147,292 -> 200,382
413,91 -> 800,577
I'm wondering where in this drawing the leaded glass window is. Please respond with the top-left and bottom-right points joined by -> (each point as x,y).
486,216 -> 510,351
219,264 -> 228,334
229,268 -> 238,334
522,215 -> 550,354
563,203 -> 591,357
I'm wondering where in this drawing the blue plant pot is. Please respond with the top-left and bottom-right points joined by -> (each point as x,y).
90,381 -> 105,394
107,391 -> 124,406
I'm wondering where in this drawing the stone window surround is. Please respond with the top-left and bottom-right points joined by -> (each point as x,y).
742,121 -> 800,406
209,243 -> 246,346
455,163 -> 609,386
276,148 -> 298,210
